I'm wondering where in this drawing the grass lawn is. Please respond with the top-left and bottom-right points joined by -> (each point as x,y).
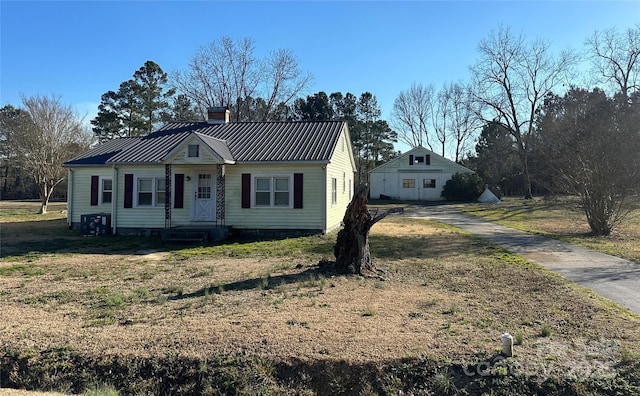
461,196 -> 640,264
1,200 -> 639,395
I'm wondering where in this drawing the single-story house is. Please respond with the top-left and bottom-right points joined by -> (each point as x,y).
64,107 -> 356,238
369,146 -> 473,201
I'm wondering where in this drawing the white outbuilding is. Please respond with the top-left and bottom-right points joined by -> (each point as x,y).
369,146 -> 474,201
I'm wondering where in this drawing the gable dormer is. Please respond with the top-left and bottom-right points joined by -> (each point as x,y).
162,133 -> 235,165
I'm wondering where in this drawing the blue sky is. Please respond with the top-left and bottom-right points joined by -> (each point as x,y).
1,0 -> 638,151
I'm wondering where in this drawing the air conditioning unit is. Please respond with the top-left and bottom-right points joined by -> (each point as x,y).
80,213 -> 112,236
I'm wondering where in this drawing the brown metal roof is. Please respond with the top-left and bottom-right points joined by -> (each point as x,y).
66,121 -> 346,166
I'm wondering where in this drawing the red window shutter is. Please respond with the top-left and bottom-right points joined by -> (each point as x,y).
241,173 -> 251,208
409,155 -> 414,165
294,173 -> 303,209
174,174 -> 184,208
90,176 -> 99,206
124,174 -> 133,208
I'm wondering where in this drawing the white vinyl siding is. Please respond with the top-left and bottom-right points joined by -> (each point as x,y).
116,166 -> 166,229
67,168 -> 114,226
225,164 -> 324,231
324,126 -> 356,231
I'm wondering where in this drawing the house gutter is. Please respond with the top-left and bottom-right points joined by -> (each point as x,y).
322,164 -> 327,233
67,169 -> 73,229
112,166 -> 118,234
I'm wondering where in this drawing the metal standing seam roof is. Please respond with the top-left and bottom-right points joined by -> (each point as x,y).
194,133 -> 235,163
65,121 -> 346,166
63,137 -> 140,166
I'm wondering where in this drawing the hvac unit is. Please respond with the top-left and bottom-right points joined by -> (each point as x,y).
80,213 -> 112,236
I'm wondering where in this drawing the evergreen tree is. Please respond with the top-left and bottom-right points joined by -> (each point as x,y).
91,61 -> 174,142
134,60 -> 176,132
474,121 -> 521,195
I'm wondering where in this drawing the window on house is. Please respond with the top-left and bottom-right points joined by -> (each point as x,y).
403,179 -> 416,188
100,178 -> 112,204
254,176 -> 291,207
156,178 -> 166,205
274,177 -> 290,206
136,177 -> 165,207
411,155 -> 431,165
332,178 -> 337,205
187,144 -> 200,158
423,179 -> 436,188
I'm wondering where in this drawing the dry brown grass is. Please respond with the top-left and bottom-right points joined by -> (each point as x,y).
0,390 -> 67,396
462,196 -> 640,264
1,201 -> 639,394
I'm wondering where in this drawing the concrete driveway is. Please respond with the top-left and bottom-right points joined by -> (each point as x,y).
404,206 -> 640,315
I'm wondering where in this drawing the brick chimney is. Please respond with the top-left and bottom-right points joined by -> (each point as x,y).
207,107 -> 230,124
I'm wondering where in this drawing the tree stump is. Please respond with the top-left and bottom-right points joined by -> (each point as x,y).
333,184 -> 403,275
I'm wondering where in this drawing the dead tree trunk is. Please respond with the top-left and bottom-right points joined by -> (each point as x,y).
333,184 -> 402,275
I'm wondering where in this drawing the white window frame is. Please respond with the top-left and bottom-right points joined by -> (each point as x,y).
134,176 -> 166,208
423,178 -> 436,188
252,174 -> 292,208
99,176 -> 113,205
403,178 -> 416,188
187,144 -> 200,158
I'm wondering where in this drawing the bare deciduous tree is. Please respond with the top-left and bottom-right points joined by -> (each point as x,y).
470,26 -> 577,198
444,82 -> 480,162
393,81 -> 479,162
586,24 -> 640,98
431,86 -> 449,158
2,95 -> 92,213
173,36 -> 312,121
391,83 -> 435,150
263,48 -> 314,116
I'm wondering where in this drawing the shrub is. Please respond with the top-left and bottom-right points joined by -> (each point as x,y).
441,173 -> 484,202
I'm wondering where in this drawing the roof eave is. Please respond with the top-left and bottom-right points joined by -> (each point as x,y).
238,160 -> 330,165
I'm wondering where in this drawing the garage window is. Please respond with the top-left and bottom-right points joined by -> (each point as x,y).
403,179 -> 415,188
423,179 -> 436,188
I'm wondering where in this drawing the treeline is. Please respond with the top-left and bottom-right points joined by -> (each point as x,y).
1,25 -> 638,231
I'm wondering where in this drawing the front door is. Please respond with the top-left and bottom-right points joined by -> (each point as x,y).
192,172 -> 216,221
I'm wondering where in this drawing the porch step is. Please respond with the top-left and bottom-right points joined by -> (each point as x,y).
163,229 -> 209,244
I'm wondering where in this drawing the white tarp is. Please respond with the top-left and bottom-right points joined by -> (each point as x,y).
478,186 -> 501,204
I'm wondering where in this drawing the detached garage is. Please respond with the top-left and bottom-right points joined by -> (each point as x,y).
369,146 -> 473,201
